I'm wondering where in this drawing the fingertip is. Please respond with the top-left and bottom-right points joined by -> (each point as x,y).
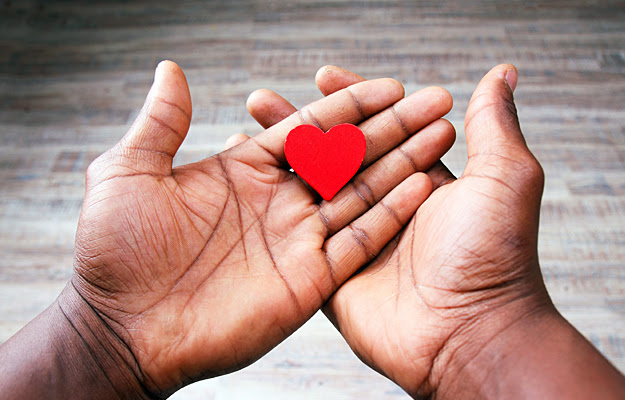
315,65 -> 336,83
382,77 -> 406,99
411,172 -> 433,199
246,88 -> 297,129
480,63 -> 518,95
436,118 -> 457,148
246,88 -> 273,113
391,172 -> 432,213
156,59 -> 181,74
154,61 -> 187,92
225,133 -> 251,150
315,64 -> 363,79
315,65 -> 367,96
427,86 -> 454,113
314,65 -> 333,95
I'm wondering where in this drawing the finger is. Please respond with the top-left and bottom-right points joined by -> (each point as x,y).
224,133 -> 250,150
247,71 -> 450,171
323,230 -> 401,328
315,65 -> 366,96
247,66 -> 367,131
315,68 -> 453,170
247,89 -> 297,129
462,64 -> 544,200
323,172 -> 432,284
359,86 -> 453,167
319,119 -> 455,235
426,160 -> 456,189
318,119 -> 456,235
251,78 -> 405,166
314,66 -> 453,168
463,64 -> 539,170
114,60 -> 192,175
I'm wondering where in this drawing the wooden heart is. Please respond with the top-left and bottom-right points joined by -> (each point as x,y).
284,124 -> 366,201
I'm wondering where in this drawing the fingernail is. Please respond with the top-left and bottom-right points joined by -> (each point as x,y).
156,59 -> 170,69
148,61 -> 167,97
505,67 -> 518,93
155,61 -> 165,75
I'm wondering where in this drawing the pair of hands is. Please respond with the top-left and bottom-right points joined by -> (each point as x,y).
69,62 -> 548,397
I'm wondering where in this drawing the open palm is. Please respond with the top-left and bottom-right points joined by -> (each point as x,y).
324,151 -> 548,396
245,64 -> 552,397
71,61 -> 455,395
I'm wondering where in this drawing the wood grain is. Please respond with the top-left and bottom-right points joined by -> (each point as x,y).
1,1 -> 625,398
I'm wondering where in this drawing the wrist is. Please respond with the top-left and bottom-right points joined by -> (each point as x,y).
431,292 -> 625,399
0,281 -> 154,399
432,298 -> 558,399
55,281 -> 155,399
412,262 -> 557,400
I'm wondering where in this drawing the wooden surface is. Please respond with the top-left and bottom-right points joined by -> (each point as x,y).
1,1 -> 625,398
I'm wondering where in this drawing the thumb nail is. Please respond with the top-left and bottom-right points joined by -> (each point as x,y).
505,67 -> 518,93
154,61 -> 166,81
149,61 -> 170,96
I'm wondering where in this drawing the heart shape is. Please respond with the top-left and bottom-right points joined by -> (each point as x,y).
284,124 -> 366,201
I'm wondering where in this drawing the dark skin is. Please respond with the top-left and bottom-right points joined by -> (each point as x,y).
1,62 -> 624,399
238,64 -> 625,399
0,61 -> 456,399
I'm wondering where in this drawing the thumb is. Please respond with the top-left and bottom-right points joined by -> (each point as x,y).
113,60 -> 192,175
463,64 -> 541,181
462,64 -> 545,233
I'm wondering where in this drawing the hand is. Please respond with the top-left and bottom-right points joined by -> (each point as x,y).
67,61 -> 455,396
320,64 -> 550,396
243,64 -> 625,399
246,64 -> 546,395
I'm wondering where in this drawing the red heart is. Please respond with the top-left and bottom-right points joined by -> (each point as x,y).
284,124 -> 366,201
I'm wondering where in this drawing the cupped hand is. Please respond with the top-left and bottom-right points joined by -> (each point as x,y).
70,61 -> 454,396
244,64 -> 553,397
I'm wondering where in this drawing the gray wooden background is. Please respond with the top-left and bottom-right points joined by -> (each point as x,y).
1,1 -> 625,398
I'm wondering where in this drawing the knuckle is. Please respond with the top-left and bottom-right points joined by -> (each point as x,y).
85,151 -> 108,183
522,155 -> 545,187
466,92 -> 519,134
398,146 -> 419,172
506,152 -> 544,192
297,108 -> 322,130
149,97 -> 191,141
348,223 -> 376,261
351,177 -> 376,207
